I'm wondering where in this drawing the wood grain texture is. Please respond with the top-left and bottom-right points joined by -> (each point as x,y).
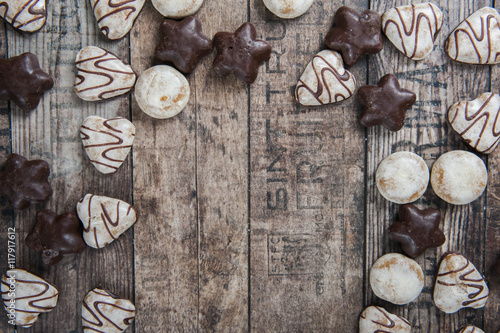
0,21 -> 15,333
4,0 -> 134,331
367,1 -> 492,332
249,0 -> 366,331
131,2 -> 199,332
195,2 -> 249,332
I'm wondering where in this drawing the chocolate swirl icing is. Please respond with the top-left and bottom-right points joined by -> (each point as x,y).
90,0 -> 145,40
82,288 -> 135,333
295,50 -> 356,106
74,46 -> 137,101
0,0 -> 46,32
80,116 -> 135,174
1,269 -> 58,327
448,92 -> 500,154
382,3 -> 443,60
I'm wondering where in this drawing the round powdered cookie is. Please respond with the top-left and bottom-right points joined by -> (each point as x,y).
151,0 -> 203,19
430,150 -> 487,205
135,65 -> 190,119
370,253 -> 424,305
375,151 -> 429,204
263,0 -> 315,19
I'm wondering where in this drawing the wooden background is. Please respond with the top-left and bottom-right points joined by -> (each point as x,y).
1,0 -> 499,332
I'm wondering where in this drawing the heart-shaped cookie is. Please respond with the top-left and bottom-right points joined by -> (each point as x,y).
359,306 -> 411,333
382,3 -> 443,60
80,116 -> 135,174
74,46 -> 136,101
77,194 -> 137,249
1,269 -> 58,327
448,92 -> 500,154
295,50 -> 356,106
82,288 -> 135,332
445,7 -> 500,64
434,252 -> 489,313
0,0 -> 47,32
89,0 -> 145,40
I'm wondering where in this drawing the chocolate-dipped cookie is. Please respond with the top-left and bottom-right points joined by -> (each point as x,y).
155,16 -> 213,74
358,74 -> 416,131
324,6 -> 383,66
389,204 -> 445,258
25,210 -> 86,265
0,52 -> 53,111
213,22 -> 272,84
0,154 -> 52,210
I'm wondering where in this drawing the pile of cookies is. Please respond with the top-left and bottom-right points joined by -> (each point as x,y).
1,0 -> 499,332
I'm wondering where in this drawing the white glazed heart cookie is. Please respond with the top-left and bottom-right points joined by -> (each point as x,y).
89,0 -> 146,40
295,50 -> 356,106
75,46 -> 137,102
0,0 -> 47,32
82,288 -> 135,333
77,194 -> 137,249
382,2 -> 443,60
1,269 -> 58,327
80,116 -> 136,175
359,306 -> 411,333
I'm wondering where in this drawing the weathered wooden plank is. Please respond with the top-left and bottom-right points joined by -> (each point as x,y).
485,3 -> 500,332
6,0 -> 134,331
0,21 -> 15,333
195,2 -> 249,331
131,2 -> 199,331
249,0 -> 367,331
367,1 -> 491,332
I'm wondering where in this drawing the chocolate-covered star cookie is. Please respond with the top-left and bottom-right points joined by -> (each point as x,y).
155,16 -> 213,74
0,154 -> 53,210
25,210 -> 86,265
0,53 -> 53,111
213,22 -> 272,84
389,204 -> 445,258
325,6 -> 383,66
358,74 -> 416,131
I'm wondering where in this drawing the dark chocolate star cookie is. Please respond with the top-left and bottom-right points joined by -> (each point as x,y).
389,204 -> 445,258
358,74 -> 416,131
155,16 -> 213,74
0,154 -> 53,210
25,210 -> 86,265
213,22 -> 272,84
0,52 -> 54,111
325,6 -> 383,66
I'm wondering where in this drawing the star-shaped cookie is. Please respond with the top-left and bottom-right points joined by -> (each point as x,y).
0,154 -> 53,210
388,204 -> 445,258
358,74 -> 416,131
25,210 -> 86,265
0,53 -> 53,111
213,22 -> 272,84
325,6 -> 383,66
155,16 -> 213,74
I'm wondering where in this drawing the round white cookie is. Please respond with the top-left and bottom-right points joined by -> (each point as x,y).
151,0 -> 203,18
376,151 -> 429,204
135,65 -> 190,119
430,150 -> 487,205
263,0 -> 315,19
370,253 -> 424,305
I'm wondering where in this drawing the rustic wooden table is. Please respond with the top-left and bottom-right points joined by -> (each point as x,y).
1,0 -> 499,332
